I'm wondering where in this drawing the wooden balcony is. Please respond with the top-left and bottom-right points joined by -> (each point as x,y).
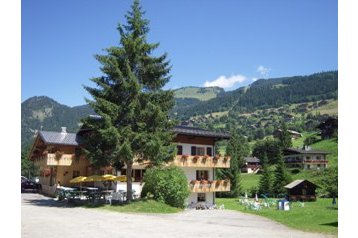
171,155 -> 231,168
189,180 -> 230,192
303,160 -> 328,164
46,153 -> 74,166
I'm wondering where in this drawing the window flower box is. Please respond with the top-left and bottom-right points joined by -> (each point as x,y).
192,155 -> 200,163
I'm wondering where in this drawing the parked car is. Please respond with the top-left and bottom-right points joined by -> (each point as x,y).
21,177 -> 41,193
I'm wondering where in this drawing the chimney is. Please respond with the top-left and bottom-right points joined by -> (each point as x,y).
61,127 -> 67,134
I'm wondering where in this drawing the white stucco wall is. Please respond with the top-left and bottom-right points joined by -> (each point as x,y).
178,143 -> 214,156
181,167 -> 215,205
181,167 -> 214,180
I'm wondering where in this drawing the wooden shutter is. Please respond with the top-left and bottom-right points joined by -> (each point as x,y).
206,147 -> 212,156
191,146 -> 196,155
177,145 -> 183,155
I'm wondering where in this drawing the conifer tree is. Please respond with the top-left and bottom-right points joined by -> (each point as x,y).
278,120 -> 292,149
272,152 -> 292,196
82,0 -> 176,202
258,153 -> 273,196
218,132 -> 248,197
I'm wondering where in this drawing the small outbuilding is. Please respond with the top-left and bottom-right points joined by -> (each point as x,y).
284,179 -> 320,202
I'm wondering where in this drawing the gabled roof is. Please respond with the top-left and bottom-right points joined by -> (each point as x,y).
39,131 -> 83,146
244,157 -> 260,163
284,179 -> 319,189
172,125 -> 231,139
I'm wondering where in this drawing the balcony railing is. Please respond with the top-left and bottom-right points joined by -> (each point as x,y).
189,180 -> 230,192
46,153 -> 74,166
172,155 -> 231,168
303,160 -> 328,164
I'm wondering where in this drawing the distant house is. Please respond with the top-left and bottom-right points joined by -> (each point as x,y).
283,147 -> 329,170
317,117 -> 338,139
273,129 -> 302,139
284,179 -> 320,201
241,157 -> 261,174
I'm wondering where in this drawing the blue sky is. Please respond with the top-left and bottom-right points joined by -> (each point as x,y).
22,0 -> 337,107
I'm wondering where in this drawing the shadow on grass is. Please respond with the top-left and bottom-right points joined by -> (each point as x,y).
326,206 -> 338,210
320,221 -> 338,227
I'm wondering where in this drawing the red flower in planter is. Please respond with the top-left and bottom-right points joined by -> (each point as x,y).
192,155 -> 200,163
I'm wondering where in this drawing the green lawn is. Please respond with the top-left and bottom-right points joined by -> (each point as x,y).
88,199 -> 183,214
240,173 -> 260,191
216,198 -> 338,235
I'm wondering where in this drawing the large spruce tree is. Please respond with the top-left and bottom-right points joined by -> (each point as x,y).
218,132 -> 249,197
82,0 -> 176,201
258,153 -> 273,196
272,152 -> 292,196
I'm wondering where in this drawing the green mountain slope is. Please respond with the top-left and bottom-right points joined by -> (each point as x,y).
174,86 -> 224,101
172,71 -> 337,120
21,96 -> 94,149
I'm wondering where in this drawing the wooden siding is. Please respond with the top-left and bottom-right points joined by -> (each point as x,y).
173,134 -> 215,146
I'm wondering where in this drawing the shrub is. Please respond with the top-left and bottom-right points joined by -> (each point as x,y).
290,168 -> 301,174
141,166 -> 190,208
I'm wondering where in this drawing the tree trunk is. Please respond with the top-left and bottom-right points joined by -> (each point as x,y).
126,160 -> 133,202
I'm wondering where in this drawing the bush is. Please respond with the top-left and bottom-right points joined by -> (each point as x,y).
141,166 -> 190,208
290,168 -> 301,174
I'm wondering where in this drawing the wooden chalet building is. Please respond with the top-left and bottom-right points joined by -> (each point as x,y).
273,129 -> 302,139
283,147 -> 329,170
241,157 -> 261,174
284,179 -> 320,201
28,124 -> 231,206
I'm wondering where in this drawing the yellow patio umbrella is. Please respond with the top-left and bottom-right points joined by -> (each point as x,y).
69,176 -> 87,183
69,176 -> 87,193
114,175 -> 127,182
84,175 -> 105,182
101,174 -> 117,191
102,174 -> 116,181
114,175 -> 135,182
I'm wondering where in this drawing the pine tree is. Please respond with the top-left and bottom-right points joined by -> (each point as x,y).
278,120 -> 292,149
272,152 -> 292,196
258,153 -> 273,196
82,0 -> 176,202
219,132 -> 249,197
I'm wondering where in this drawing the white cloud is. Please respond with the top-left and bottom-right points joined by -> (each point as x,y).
252,77 -> 258,82
257,65 -> 271,77
204,74 -> 247,89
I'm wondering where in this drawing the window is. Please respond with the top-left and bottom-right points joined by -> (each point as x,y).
191,146 -> 205,156
196,170 -> 209,180
198,193 -> 206,202
177,145 -> 183,155
73,170 -> 80,178
206,147 -> 212,156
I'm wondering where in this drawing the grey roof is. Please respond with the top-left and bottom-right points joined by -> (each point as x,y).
172,126 -> 231,139
284,148 -> 330,155
39,131 -> 83,146
244,157 -> 260,163
284,179 -> 319,189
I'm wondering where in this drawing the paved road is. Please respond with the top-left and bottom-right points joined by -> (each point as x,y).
22,193 -> 334,238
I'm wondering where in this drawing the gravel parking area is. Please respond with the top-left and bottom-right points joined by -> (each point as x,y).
22,193 -> 334,238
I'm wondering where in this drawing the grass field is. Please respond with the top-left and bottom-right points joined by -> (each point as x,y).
216,198 -> 338,235
240,173 -> 260,191
91,199 -> 183,214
